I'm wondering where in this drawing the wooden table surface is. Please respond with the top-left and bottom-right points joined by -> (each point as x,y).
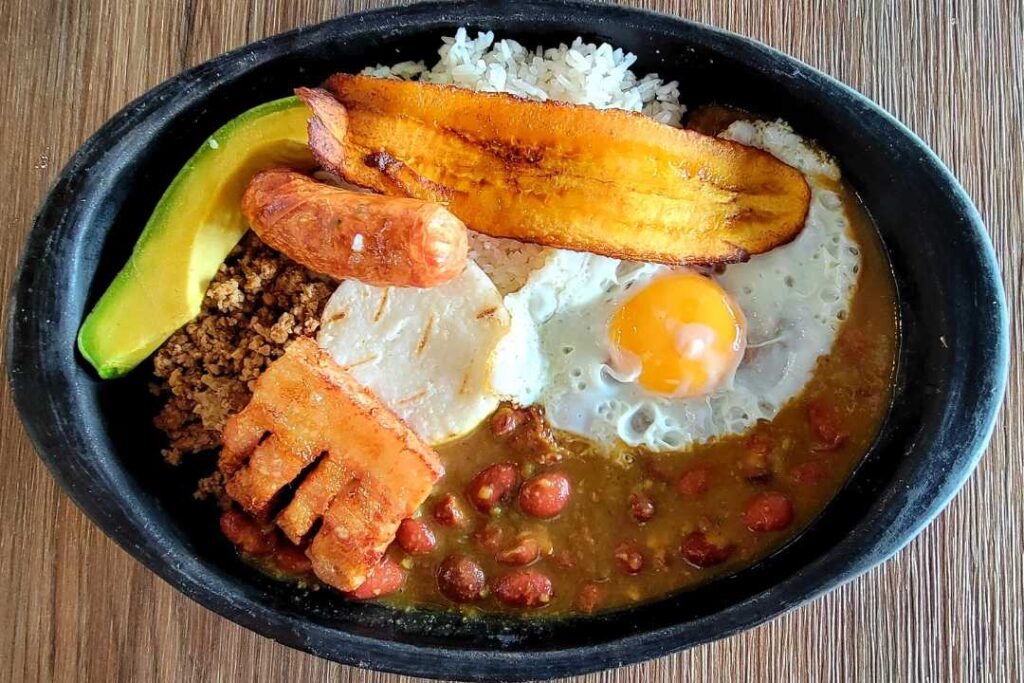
1,1 -> 1021,681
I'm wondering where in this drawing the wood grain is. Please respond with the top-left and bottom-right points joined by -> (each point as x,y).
0,1 -> 1020,681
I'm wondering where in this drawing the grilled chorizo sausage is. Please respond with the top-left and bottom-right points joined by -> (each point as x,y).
242,167 -> 468,288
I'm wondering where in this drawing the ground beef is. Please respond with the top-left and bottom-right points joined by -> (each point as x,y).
151,233 -> 335,466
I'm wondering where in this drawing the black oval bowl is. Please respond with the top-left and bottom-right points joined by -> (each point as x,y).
5,1 -> 1008,679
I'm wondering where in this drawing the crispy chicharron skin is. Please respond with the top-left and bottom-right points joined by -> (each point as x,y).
219,338 -> 444,592
297,76 -> 811,266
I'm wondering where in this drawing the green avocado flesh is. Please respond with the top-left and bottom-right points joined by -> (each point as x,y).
77,96 -> 315,379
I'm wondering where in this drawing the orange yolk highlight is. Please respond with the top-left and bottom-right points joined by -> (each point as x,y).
607,272 -> 747,397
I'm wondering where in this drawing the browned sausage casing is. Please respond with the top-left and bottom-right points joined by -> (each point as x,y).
241,168 -> 468,288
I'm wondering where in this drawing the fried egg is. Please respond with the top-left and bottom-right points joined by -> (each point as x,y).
607,271 -> 746,398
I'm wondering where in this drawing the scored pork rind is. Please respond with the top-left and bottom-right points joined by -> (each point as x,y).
219,337 -> 444,592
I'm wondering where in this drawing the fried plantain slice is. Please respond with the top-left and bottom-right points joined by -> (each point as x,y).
297,76 -> 811,266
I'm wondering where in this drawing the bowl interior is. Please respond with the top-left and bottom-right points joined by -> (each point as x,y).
6,1 -> 1006,679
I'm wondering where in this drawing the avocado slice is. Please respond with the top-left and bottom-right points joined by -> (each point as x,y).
78,96 -> 315,379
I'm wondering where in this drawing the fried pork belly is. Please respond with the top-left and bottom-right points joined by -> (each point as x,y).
219,337 -> 444,592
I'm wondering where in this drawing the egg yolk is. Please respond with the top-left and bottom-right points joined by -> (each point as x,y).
607,272 -> 747,397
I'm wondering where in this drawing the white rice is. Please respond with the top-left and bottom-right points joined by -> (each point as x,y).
362,27 -> 684,124
362,28 -> 687,294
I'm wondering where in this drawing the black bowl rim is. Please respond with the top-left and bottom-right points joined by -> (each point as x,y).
5,0 -> 1009,680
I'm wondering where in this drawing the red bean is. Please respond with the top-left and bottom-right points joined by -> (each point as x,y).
790,460 -> 827,486
467,463 -> 520,513
272,544 -> 312,575
628,492 -> 656,523
348,557 -> 406,600
741,433 -> 774,480
437,554 -> 486,602
497,534 -> 541,566
219,509 -> 277,556
807,400 -> 847,451
677,467 -> 710,497
614,541 -> 645,575
747,433 -> 772,456
396,519 -> 437,555
433,494 -> 467,527
552,549 -> 576,569
574,582 -> 602,614
519,472 -> 571,518
744,492 -> 794,532
680,531 -> 733,568
474,522 -> 506,552
740,456 -> 772,480
493,570 -> 554,608
489,405 -> 520,438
